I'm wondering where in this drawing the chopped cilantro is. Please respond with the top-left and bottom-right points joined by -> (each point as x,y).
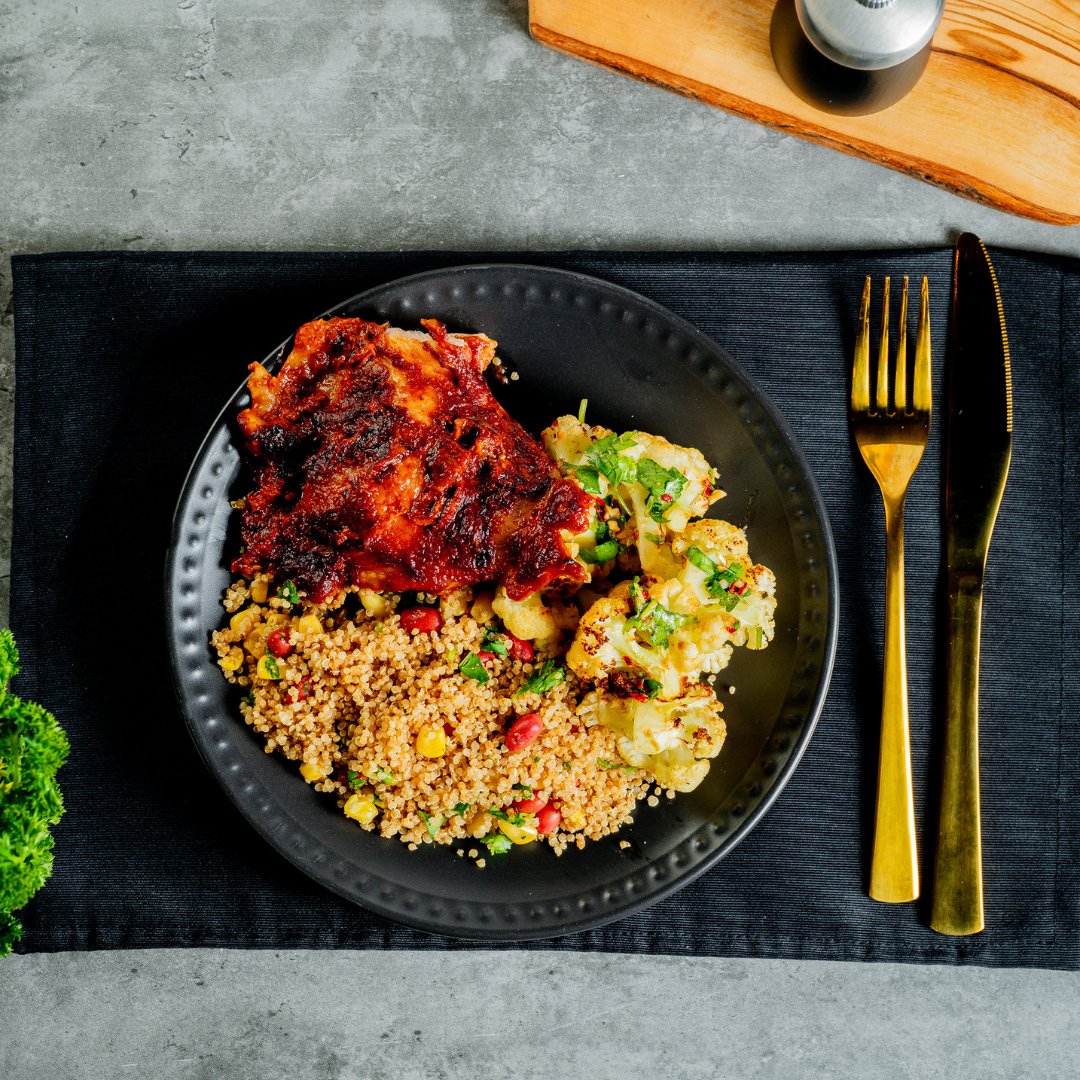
644,531 -> 663,545
451,801 -> 471,817
628,577 -> 648,616
626,592 -> 689,649
572,465 -> 602,495
577,398 -> 588,423
347,769 -> 364,792
642,677 -> 663,700
459,652 -> 491,684
579,539 -> 619,565
511,783 -> 533,795
367,767 -> 395,785
418,810 -> 440,839
277,580 -> 301,605
488,807 -> 529,827
685,546 -> 745,609
597,759 -> 638,772
585,432 -> 638,487
481,632 -> 509,657
563,760 -> 572,771
595,520 -> 611,544
483,833 -> 513,856
240,693 -> 255,707
514,660 -> 566,697
636,458 -> 687,522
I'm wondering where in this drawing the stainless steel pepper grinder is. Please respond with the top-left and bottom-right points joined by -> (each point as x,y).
770,0 -> 944,116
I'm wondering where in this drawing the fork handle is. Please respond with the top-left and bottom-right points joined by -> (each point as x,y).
930,575 -> 985,935
869,496 -> 920,903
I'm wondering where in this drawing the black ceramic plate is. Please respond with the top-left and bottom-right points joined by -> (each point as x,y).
166,265 -> 838,941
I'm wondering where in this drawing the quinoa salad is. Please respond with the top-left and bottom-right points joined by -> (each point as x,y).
213,401 -> 778,863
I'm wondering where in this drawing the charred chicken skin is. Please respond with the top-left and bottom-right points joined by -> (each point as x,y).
233,317 -> 594,603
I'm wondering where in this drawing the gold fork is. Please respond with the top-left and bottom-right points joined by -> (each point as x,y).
851,275 -> 931,904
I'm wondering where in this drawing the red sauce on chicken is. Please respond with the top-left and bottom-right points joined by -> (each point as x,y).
233,317 -> 592,603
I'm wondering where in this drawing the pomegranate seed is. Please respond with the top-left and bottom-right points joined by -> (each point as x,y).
537,804 -> 562,835
505,712 -> 544,751
266,628 -> 293,658
507,635 -> 534,663
399,606 -> 442,634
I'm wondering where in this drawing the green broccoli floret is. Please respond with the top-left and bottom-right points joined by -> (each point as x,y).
0,630 -> 69,957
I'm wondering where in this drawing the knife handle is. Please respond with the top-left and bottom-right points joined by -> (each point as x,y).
931,574 -> 985,935
869,496 -> 920,903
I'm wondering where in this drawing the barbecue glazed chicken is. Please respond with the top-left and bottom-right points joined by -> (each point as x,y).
233,317 -> 595,603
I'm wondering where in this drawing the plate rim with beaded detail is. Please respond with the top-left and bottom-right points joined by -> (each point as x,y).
165,263 -> 839,941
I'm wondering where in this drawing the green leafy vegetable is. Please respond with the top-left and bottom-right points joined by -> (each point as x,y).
347,769 -> 364,792
417,810 -> 440,839
577,398 -> 588,423
642,677 -> 663,700
0,631 -> 69,958
367,767 -> 395,785
571,465 -> 602,495
459,652 -> 491,684
277,580 -> 301,605
480,632 -> 509,657
585,432 -> 638,487
451,802 -> 471,817
488,807 -> 529,827
483,833 -> 513,856
511,783 -> 533,795
636,603 -> 688,648
240,693 -> 255,707
685,546 -> 745,610
636,458 -> 687,523
597,759 -> 638,772
625,580 -> 689,649
514,660 -> 566,697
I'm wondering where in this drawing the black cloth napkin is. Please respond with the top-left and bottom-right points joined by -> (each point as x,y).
10,248 -> 1078,968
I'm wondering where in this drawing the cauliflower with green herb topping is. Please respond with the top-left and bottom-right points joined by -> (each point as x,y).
541,415 -> 722,574
548,413 -> 776,793
579,684 -> 726,792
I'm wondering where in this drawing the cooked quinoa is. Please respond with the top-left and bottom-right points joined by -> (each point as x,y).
212,576 -> 656,857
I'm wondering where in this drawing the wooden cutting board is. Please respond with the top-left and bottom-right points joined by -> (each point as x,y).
529,0 -> 1080,225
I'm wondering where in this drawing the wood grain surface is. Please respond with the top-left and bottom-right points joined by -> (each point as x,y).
529,0 -> 1080,225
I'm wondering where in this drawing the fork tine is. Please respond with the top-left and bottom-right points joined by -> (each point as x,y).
852,276 -> 871,413
894,276 -> 909,412
913,275 -> 932,413
875,276 -> 891,412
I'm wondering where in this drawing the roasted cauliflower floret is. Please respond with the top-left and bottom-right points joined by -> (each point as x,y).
658,519 -> 777,650
491,586 -> 579,649
578,684 -> 726,792
541,416 -> 722,573
567,580 -> 692,698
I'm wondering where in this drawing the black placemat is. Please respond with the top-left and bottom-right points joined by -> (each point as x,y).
10,248 -> 1078,968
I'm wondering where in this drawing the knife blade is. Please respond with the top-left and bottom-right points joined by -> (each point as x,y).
930,233 -> 1013,936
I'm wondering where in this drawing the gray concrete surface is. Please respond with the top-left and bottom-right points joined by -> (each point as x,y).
1,0 -> 1078,1076
3,949 -> 1080,1080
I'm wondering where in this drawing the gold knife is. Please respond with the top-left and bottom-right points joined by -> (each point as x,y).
930,234 -> 1013,936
